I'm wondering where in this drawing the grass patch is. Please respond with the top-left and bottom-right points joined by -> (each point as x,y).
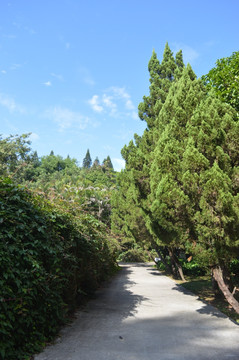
177,275 -> 239,324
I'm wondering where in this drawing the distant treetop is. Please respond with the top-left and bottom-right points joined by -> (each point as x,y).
83,149 -> 92,168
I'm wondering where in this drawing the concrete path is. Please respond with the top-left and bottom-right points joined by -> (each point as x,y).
34,263 -> 239,360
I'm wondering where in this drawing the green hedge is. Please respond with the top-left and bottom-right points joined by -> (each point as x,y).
0,178 -> 118,359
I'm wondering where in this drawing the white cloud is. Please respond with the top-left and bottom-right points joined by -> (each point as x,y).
88,95 -> 104,113
0,93 -> 25,113
44,106 -> 90,132
172,43 -> 199,64
51,73 -> 63,81
1,70 -> 6,74
66,42 -> 70,50
102,94 -> 117,114
88,87 -> 137,120
112,158 -> 125,172
110,86 -> 130,99
108,87 -> 136,117
43,81 -> 52,87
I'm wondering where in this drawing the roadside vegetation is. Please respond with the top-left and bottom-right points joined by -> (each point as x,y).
0,146 -> 119,360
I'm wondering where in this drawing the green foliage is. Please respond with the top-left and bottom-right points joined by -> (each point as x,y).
102,155 -> 114,170
40,153 -> 78,174
202,51 -> 239,113
181,260 -> 206,277
111,170 -> 154,252
154,254 -> 206,277
117,236 -> 152,262
0,178 -> 118,359
150,65 -> 206,246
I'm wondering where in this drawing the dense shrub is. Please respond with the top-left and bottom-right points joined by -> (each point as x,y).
181,260 -> 207,277
0,178 -> 118,359
118,247 -> 149,262
155,256 -> 206,277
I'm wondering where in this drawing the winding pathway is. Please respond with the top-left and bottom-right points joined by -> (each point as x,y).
34,263 -> 239,360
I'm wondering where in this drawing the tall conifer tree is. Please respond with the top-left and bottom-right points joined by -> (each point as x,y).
119,43 -> 186,278
83,149 -> 92,168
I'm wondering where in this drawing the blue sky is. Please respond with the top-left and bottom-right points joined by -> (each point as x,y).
0,0 -> 238,171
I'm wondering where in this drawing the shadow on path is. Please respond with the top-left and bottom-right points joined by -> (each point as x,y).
88,264 -> 149,320
171,282 -> 233,321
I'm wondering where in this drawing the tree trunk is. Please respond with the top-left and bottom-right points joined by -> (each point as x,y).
212,266 -> 239,315
177,262 -> 186,282
220,262 -> 234,292
168,248 -> 178,279
211,269 -> 221,298
168,247 -> 186,281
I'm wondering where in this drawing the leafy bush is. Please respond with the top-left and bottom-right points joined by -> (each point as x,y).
0,178 -> 118,359
181,259 -> 206,277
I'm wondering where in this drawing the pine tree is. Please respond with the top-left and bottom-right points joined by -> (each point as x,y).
82,149 -> 92,168
120,43 -> 186,278
149,65 -> 206,279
